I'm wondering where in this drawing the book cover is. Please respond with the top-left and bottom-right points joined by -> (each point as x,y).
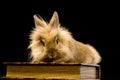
0,62 -> 100,80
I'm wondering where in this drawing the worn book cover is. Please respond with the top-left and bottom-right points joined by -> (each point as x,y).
0,62 -> 100,80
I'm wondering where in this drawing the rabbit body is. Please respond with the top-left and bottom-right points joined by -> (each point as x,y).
28,11 -> 101,64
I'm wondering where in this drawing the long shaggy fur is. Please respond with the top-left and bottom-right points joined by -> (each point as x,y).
28,11 -> 101,64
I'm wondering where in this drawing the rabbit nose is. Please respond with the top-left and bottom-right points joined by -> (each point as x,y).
50,53 -> 56,58
44,54 -> 56,62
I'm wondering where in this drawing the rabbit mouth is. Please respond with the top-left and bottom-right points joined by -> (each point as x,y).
43,57 -> 55,62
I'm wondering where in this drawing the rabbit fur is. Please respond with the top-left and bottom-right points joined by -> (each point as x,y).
28,11 -> 101,64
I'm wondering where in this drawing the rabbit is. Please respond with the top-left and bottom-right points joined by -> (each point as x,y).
28,11 -> 101,64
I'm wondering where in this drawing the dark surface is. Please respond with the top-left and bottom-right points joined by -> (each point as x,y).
0,1 -> 119,80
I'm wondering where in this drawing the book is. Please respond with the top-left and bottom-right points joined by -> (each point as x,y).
0,62 -> 101,80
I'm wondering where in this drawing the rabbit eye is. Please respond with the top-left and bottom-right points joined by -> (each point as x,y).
40,39 -> 45,46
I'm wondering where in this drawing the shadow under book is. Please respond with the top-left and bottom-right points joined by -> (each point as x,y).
0,62 -> 101,80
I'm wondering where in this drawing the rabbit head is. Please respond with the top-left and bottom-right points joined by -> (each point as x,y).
28,11 -> 74,63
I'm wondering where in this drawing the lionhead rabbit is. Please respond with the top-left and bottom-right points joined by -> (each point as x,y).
28,11 -> 101,64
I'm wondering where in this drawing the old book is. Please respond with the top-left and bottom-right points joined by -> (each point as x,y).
0,62 -> 100,80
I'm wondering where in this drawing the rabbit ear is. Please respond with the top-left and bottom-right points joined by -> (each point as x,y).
49,11 -> 60,28
33,15 -> 47,27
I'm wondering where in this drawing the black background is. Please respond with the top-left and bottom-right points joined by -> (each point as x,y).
0,1 -> 119,80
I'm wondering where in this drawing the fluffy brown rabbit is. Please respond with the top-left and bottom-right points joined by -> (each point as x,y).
28,11 -> 101,64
